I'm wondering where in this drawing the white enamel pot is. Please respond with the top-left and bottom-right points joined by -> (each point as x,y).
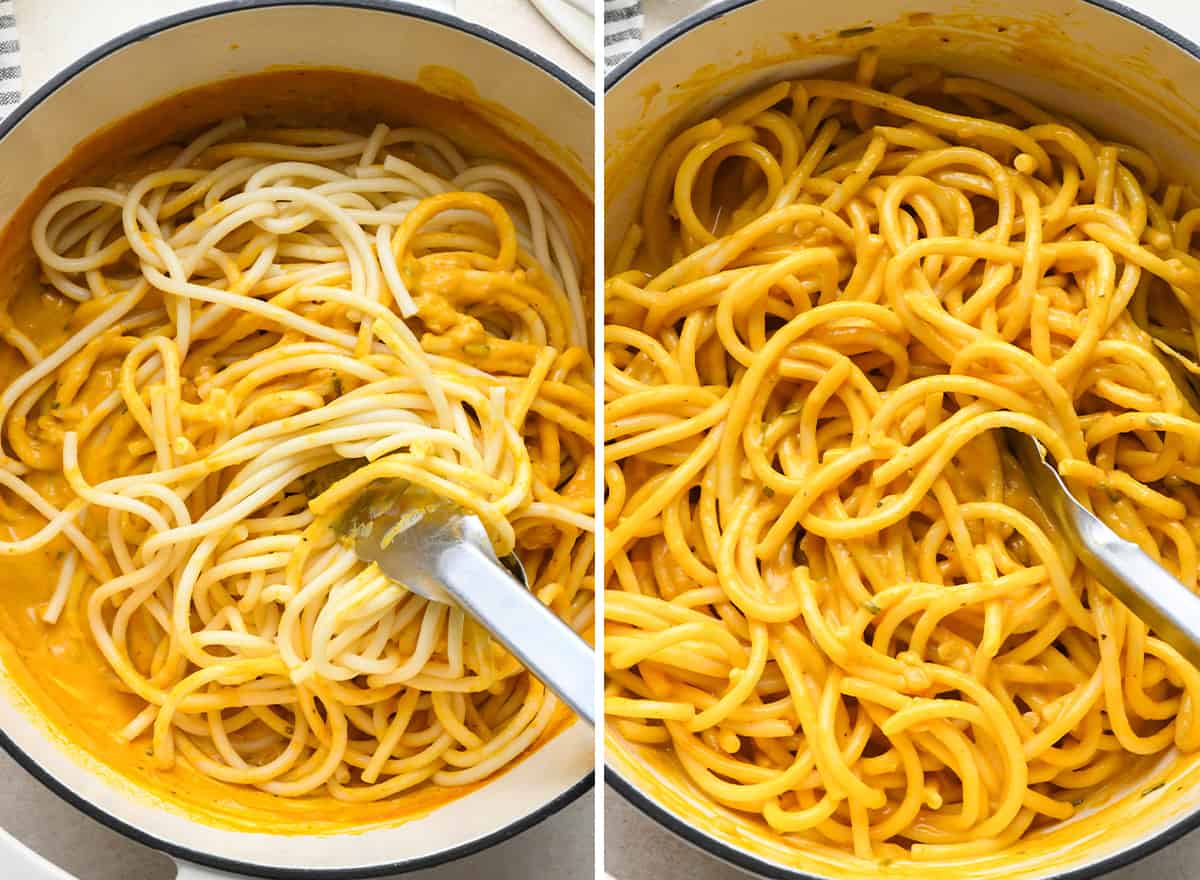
0,2 -> 593,878
605,2 -> 1200,879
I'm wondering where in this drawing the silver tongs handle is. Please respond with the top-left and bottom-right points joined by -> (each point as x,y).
436,542 -> 596,726
1073,514 -> 1200,669
1008,428 -> 1200,668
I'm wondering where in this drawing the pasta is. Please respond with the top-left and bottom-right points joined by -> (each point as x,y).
0,114 -> 594,810
603,53 -> 1200,861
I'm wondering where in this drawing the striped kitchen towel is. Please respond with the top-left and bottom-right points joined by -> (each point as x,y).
0,0 -> 19,117
604,0 -> 721,71
604,0 -> 644,69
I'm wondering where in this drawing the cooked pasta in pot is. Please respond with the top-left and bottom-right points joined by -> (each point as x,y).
604,52 -> 1200,861
0,101 -> 594,822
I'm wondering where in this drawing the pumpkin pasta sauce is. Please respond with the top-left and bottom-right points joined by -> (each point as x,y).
603,52 -> 1200,867
0,69 -> 592,833
0,308 -> 514,832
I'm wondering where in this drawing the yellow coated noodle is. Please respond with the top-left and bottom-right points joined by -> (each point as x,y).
0,117 -> 594,807
604,53 -> 1200,862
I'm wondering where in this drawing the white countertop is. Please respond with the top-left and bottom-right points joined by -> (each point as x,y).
0,2 -> 593,879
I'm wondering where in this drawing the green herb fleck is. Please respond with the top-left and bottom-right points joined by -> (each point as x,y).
863,599 -> 882,615
50,401 -> 60,410
332,374 -> 344,397
1142,781 -> 1166,797
763,486 -> 775,498
1069,797 -> 1084,807
463,342 -> 491,358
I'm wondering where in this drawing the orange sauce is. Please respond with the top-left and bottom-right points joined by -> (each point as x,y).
0,68 -> 592,835
604,14 -> 1200,875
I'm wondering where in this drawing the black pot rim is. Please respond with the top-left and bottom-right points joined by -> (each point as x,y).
604,1 -> 1200,878
0,2 -> 593,877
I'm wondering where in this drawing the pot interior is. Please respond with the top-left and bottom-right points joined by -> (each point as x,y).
0,3 -> 593,875
605,1 -> 1200,877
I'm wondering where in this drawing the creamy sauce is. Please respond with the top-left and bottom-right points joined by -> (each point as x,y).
0,68 -> 592,835
604,18 -> 1200,876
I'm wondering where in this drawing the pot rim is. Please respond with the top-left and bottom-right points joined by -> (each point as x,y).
603,1 -> 1200,878
0,2 -> 593,877
604,0 -> 1200,90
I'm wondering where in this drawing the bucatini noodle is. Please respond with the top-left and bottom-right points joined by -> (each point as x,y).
604,52 -> 1200,861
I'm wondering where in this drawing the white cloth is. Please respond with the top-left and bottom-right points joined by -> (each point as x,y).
604,0 -> 719,70
0,0 -> 20,117
603,0 -> 644,69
